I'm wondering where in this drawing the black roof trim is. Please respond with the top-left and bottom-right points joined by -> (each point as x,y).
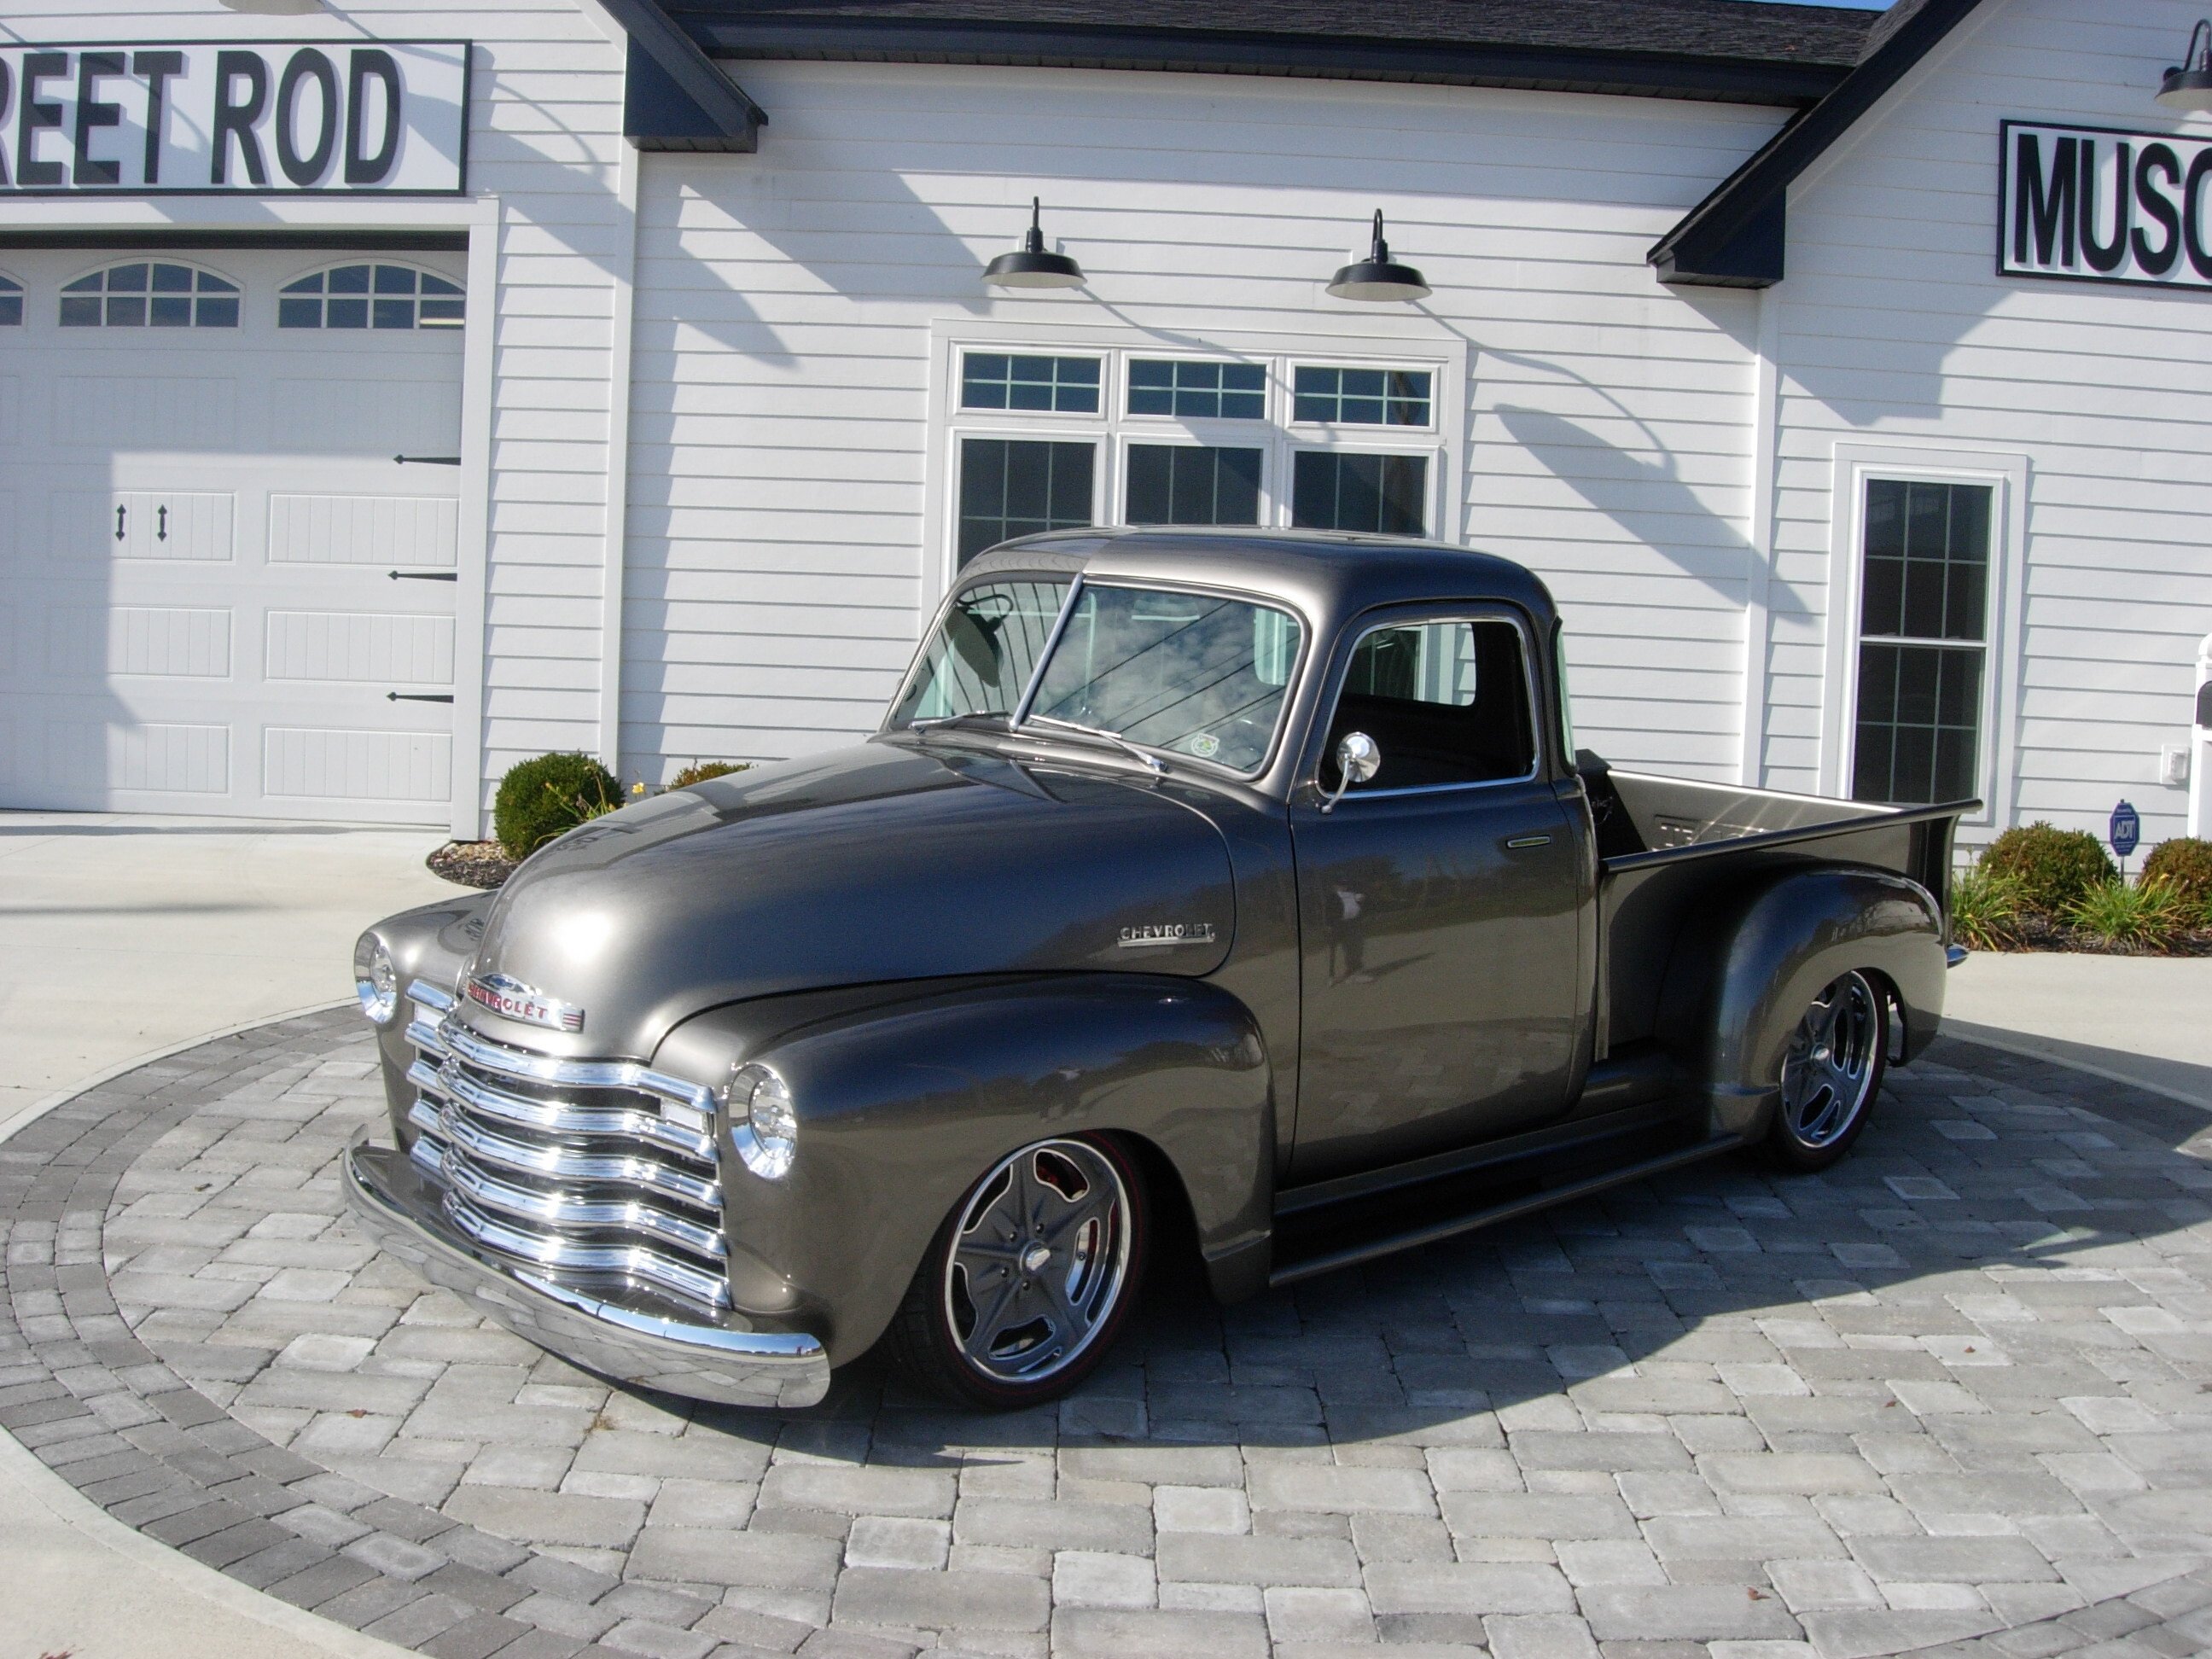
1650,0 -> 1986,286
691,18 -> 1854,108
602,0 -> 767,151
0,229 -> 471,253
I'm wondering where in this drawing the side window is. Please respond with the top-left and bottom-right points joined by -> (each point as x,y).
1291,451 -> 1428,536
956,438 -> 1095,567
1324,618 -> 1537,793
1851,479 -> 1991,805
0,274 -> 21,327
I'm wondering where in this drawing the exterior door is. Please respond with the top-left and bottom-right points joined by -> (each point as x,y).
1289,608 -> 1583,1182
0,249 -> 464,823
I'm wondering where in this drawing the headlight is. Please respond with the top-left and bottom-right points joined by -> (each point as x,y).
725,1062 -> 796,1180
353,934 -> 399,1026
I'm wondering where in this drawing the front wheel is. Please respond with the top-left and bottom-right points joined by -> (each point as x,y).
1762,970 -> 1887,1173
884,1136 -> 1147,1409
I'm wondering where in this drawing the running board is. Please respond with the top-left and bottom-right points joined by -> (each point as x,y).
1267,1133 -> 1742,1289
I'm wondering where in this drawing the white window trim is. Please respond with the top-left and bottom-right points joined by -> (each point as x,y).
923,320 -> 1465,616
1821,442 -> 2029,830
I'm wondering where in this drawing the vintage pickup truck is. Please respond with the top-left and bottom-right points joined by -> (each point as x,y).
345,529 -> 1972,1412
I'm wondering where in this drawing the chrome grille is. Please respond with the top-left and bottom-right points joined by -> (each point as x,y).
399,981 -> 729,1311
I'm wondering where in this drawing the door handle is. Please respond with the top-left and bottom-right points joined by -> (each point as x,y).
388,570 -> 458,582
1505,835 -> 1553,849
114,504 -> 125,542
387,691 -> 455,703
156,504 -> 168,542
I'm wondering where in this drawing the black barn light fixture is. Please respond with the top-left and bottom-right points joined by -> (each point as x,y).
2158,20 -> 2212,112
984,198 -> 1086,289
1327,211 -> 1431,302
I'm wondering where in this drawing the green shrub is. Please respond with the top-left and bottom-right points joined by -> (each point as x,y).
1947,865 -> 2028,952
2065,877 -> 2195,952
1979,821 -> 2116,917
494,751 -> 622,859
2140,836 -> 2212,921
669,760 -> 751,789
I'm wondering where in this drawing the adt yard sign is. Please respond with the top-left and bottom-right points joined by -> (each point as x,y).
2000,120 -> 2212,290
2110,800 -> 2141,861
0,41 -> 469,196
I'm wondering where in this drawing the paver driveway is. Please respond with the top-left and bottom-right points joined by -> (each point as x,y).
3,1008 -> 2208,1659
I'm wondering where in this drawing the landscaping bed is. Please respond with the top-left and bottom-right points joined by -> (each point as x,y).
427,839 -> 515,889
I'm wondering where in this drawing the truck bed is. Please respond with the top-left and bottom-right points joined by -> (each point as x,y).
1584,763 -> 1974,1059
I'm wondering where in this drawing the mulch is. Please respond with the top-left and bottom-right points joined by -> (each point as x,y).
427,841 -> 516,890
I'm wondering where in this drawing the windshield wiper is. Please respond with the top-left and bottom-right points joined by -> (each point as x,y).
1016,713 -> 1167,774
905,712 -> 1012,732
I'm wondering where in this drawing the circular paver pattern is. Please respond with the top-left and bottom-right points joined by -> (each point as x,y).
2,1008 -> 2209,1659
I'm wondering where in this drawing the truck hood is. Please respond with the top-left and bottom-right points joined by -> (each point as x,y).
459,739 -> 1237,1062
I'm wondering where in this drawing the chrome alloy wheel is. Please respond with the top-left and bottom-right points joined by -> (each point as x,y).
1778,970 -> 1883,1149
941,1139 -> 1133,1386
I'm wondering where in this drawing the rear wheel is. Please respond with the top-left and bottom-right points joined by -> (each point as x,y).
1762,970 -> 1887,1173
885,1136 -> 1146,1410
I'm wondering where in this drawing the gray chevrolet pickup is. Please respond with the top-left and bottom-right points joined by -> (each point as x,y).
344,529 -> 1972,1412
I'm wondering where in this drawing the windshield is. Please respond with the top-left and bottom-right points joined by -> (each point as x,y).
1028,584 -> 1303,773
891,578 -> 1305,774
888,578 -> 1072,727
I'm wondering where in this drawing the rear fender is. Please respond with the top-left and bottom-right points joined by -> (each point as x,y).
653,974 -> 1275,1366
1658,867 -> 1944,1138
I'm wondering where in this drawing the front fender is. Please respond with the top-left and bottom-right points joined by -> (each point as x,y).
356,894 -> 493,1142
653,974 -> 1276,1367
1659,866 -> 1945,1139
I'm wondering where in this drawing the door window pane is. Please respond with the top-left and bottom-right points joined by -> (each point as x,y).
1326,619 -> 1535,791
957,439 -> 1095,566
1860,480 -> 1989,642
1126,445 -> 1262,527
1128,359 -> 1265,419
1293,365 -> 1431,426
0,276 -> 20,327
1292,451 -> 1427,536
1853,478 -> 1992,806
960,352 -> 1101,413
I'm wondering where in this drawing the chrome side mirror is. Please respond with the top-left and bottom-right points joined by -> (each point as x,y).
1320,731 -> 1382,813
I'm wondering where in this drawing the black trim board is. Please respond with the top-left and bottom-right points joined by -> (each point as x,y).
0,228 -> 470,252
1650,0 -> 1988,286
604,0 -> 766,150
695,19 -> 1850,108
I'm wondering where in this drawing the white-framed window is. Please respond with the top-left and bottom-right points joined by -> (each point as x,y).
1825,445 -> 2026,824
937,339 -> 1449,576
279,262 -> 464,330
0,273 -> 21,327
60,260 -> 239,329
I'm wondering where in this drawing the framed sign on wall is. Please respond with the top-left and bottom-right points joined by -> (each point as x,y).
0,39 -> 470,197
1999,119 -> 2212,290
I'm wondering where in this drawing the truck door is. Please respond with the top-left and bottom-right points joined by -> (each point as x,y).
1288,607 -> 1582,1182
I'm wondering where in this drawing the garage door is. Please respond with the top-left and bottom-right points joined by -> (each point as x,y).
0,248 -> 467,824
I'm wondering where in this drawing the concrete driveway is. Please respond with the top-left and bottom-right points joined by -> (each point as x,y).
1,811 -> 450,1659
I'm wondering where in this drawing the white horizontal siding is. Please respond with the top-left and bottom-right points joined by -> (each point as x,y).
1767,0 -> 2212,846
623,60 -> 1782,783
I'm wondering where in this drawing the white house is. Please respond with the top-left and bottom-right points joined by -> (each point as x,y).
0,0 -> 2203,853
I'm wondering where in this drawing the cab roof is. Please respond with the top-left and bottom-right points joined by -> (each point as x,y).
960,527 -> 1561,641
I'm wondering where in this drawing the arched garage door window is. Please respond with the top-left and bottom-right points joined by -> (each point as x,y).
0,274 -> 21,326
279,264 -> 463,331
61,262 -> 240,329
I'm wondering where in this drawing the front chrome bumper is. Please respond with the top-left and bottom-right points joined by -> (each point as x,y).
343,1137 -> 830,1409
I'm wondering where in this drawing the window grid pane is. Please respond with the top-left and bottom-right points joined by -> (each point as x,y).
957,439 -> 1096,565
278,264 -> 462,330
0,277 -> 20,328
1853,643 -> 1983,806
1125,445 -> 1262,527
1127,359 -> 1265,420
1292,365 -> 1432,426
59,262 -> 237,328
1291,451 -> 1427,536
960,352 -> 1102,414
1860,479 -> 1989,643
